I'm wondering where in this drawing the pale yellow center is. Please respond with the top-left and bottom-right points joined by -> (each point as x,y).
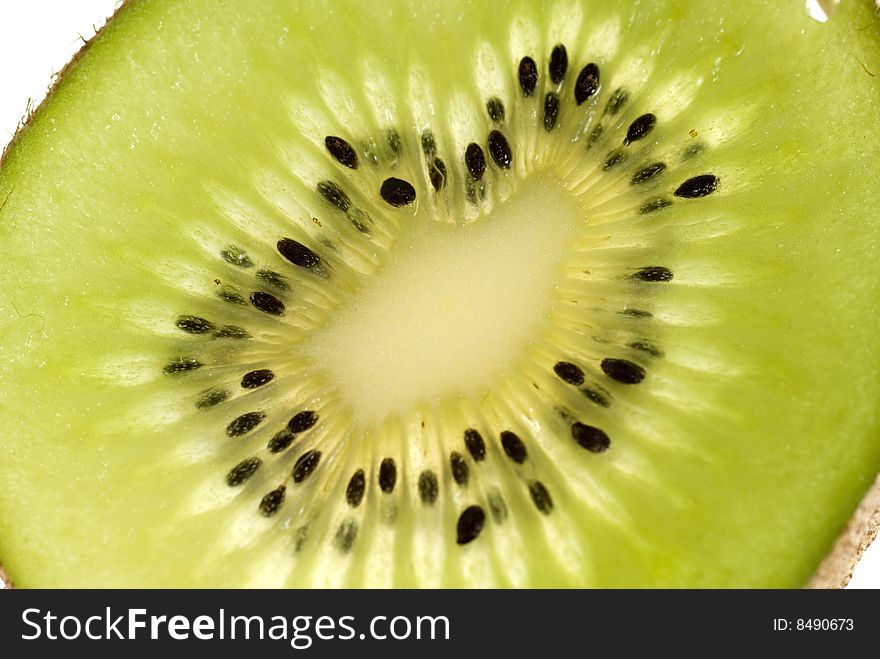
303,172 -> 582,423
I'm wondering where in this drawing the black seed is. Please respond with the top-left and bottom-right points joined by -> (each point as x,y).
624,113 -> 657,146
226,411 -> 266,437
486,97 -> 505,123
214,325 -> 250,340
543,92 -> 560,132
582,387 -> 610,407
421,129 -> 437,157
292,449 -> 321,483
601,357 -> 646,384
196,388 -> 229,409
277,237 -> 321,270
163,357 -> 202,375
528,481 -> 553,514
317,180 -> 351,212
604,87 -> 628,116
257,269 -> 289,290
221,246 -> 253,268
176,315 -> 214,334
553,361 -> 585,386
465,143 -> 486,180
500,430 -> 527,464
631,162 -> 667,186
464,428 -> 486,462
217,288 -> 246,305
259,486 -> 286,517
518,56 -> 538,96
267,429 -> 295,453
549,44 -> 568,84
487,490 -> 508,522
639,198 -> 672,214
633,266 -> 673,282
429,158 -> 447,191
571,422 -> 611,453
379,458 -> 397,494
225,457 -> 262,486
380,177 -> 417,207
456,505 -> 486,545
574,63 -> 600,105
346,469 -> 366,508
628,341 -> 664,358
250,291 -> 284,316
487,130 -> 512,169
675,174 -> 718,198
450,452 -> 469,486
288,410 -> 318,433
241,369 -> 274,389
335,519 -> 358,553
621,308 -> 653,318
324,135 -> 358,169
603,149 -> 627,170
418,470 -> 439,505
387,129 -> 401,157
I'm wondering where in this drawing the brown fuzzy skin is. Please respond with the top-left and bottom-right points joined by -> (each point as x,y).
0,1 -> 133,591
0,566 -> 11,589
808,475 -> 880,588
0,0 -> 878,591
0,0 -> 132,168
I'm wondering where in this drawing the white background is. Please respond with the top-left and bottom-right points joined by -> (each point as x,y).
0,0 -> 877,590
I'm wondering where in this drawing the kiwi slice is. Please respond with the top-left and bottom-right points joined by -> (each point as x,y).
2,0 -> 880,588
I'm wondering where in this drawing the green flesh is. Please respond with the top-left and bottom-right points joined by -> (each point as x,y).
2,0 -> 880,587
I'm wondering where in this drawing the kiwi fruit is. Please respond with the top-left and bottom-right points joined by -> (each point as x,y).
1,0 -> 880,588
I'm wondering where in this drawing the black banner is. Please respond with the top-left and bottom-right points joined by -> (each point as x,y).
0,590 -> 874,656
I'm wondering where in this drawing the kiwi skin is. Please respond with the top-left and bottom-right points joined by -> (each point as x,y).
1,1 -> 879,589
0,2 -> 132,591
0,565 -> 10,589
1,9 -> 106,167
807,474 -> 880,588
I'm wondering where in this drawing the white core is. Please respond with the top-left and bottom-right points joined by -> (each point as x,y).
303,173 -> 583,424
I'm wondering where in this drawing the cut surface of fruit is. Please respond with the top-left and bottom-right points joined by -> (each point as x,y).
1,0 -> 880,588
303,172 -> 582,421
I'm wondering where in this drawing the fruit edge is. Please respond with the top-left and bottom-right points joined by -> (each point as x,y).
807,473 -> 880,588
0,0 -> 879,589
